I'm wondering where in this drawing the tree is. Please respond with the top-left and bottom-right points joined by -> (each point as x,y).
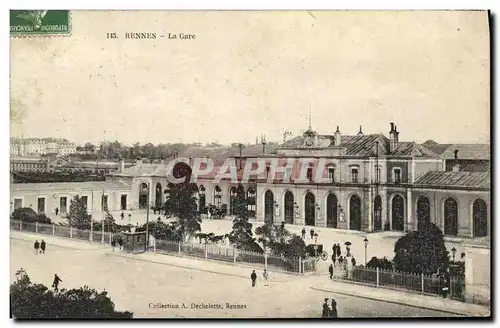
366,257 -> 393,270
228,190 -> 263,253
255,222 -> 304,258
169,182 -> 201,241
137,219 -> 182,242
11,269 -> 132,319
161,164 -> 202,242
11,207 -> 52,224
393,222 -> 449,275
67,195 -> 92,230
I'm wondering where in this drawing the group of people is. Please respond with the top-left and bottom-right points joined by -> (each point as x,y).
322,298 -> 338,318
32,240 -> 63,292
250,269 -> 269,287
301,227 -> 318,240
33,240 -> 46,254
120,211 -> 133,222
110,236 -> 124,251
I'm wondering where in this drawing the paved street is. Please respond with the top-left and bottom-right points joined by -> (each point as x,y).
11,237 -> 458,318
49,209 -> 470,277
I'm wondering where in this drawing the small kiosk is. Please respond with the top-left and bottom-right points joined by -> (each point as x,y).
121,229 -> 147,254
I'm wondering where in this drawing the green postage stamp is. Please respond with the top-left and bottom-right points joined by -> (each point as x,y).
10,10 -> 71,37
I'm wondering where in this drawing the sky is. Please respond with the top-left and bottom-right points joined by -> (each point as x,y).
10,10 -> 490,146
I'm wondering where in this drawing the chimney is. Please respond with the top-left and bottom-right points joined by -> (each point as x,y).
389,122 -> 399,152
119,158 -> 125,173
452,149 -> 460,172
334,126 -> 341,146
357,125 -> 364,136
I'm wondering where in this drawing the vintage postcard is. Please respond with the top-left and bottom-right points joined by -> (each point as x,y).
9,10 -> 491,319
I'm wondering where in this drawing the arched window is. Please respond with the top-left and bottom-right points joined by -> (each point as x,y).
391,195 -> 405,231
473,199 -> 488,237
138,183 -> 149,209
214,186 -> 222,208
373,195 -> 382,231
264,190 -> 274,224
284,191 -> 294,224
155,183 -> 162,207
444,198 -> 458,236
305,192 -> 315,226
326,193 -> 337,228
349,195 -> 362,231
247,187 -> 256,218
417,196 -> 431,227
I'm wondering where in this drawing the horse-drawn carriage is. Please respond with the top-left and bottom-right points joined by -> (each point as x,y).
204,204 -> 227,219
305,244 -> 328,261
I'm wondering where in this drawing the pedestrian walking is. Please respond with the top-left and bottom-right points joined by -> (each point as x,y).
336,243 -> 341,257
40,240 -> 46,254
251,270 -> 257,287
322,298 -> 330,318
117,237 -> 124,250
301,227 -> 306,239
280,221 -> 285,230
329,264 -> 334,279
120,211 -> 124,220
332,255 -> 337,267
351,257 -> 357,267
111,239 -> 116,252
55,207 -> 59,216
128,213 -> 132,224
34,240 -> 40,255
329,298 -> 338,318
52,274 -> 62,292
338,256 -> 343,266
262,269 -> 269,286
207,209 -> 211,220
310,229 -> 315,240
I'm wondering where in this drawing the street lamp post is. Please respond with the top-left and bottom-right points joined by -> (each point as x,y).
314,233 -> 318,258
363,237 -> 369,266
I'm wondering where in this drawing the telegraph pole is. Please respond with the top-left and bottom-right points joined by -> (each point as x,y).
238,143 -> 243,169
146,182 -> 150,251
90,190 -> 94,241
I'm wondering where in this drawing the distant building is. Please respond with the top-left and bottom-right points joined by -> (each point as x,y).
10,137 -> 77,156
10,155 -> 47,172
423,141 -> 490,172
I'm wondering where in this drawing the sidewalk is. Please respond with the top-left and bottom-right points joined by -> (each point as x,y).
106,250 -> 303,283
311,279 -> 491,317
10,230 -> 108,251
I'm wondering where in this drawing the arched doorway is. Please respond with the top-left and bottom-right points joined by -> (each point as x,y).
349,195 -> 362,231
139,183 -> 148,209
417,196 -> 431,228
264,190 -> 274,224
247,187 -> 256,218
473,199 -> 488,237
284,191 -> 294,224
305,192 -> 316,226
198,185 -> 206,213
391,195 -> 405,231
155,183 -> 162,207
326,193 -> 337,228
374,195 -> 382,231
229,187 -> 237,216
444,198 -> 458,236
214,186 -> 222,208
